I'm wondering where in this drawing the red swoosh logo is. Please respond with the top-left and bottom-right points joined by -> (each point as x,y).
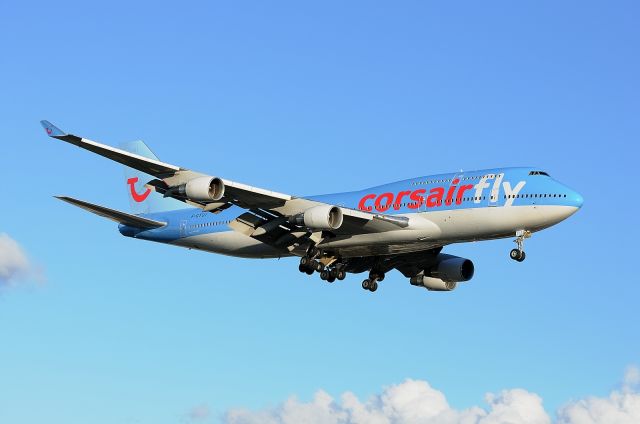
127,177 -> 151,202
46,127 -> 52,135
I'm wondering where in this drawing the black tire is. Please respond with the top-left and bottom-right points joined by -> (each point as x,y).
370,281 -> 378,292
362,279 -> 370,290
517,251 -> 526,262
299,264 -> 307,273
314,261 -> 324,272
369,271 -> 385,282
510,249 -> 520,260
305,267 -> 314,275
300,257 -> 310,266
327,276 -> 336,283
329,269 -> 338,280
337,270 -> 346,280
320,270 -> 329,280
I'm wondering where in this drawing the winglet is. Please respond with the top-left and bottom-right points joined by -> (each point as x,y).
40,120 -> 66,137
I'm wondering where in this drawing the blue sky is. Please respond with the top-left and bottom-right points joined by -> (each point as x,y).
1,1 -> 639,423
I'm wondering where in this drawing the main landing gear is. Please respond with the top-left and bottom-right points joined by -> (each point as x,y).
298,256 -> 317,275
510,230 -> 531,262
320,267 -> 346,283
362,271 -> 385,293
298,249 -> 346,283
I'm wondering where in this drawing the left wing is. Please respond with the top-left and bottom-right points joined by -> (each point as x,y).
41,121 -> 181,177
41,121 -> 413,251
41,120 -> 294,210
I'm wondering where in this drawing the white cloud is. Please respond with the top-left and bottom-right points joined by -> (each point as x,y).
481,389 -> 549,424
623,365 -> 640,389
224,379 -> 548,424
0,233 -> 40,286
556,366 -> 640,424
223,368 -> 640,424
186,403 -> 211,422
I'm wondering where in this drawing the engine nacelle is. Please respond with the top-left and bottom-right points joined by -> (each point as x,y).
292,205 -> 344,230
408,254 -> 474,292
410,275 -> 457,291
430,255 -> 475,283
179,177 -> 225,201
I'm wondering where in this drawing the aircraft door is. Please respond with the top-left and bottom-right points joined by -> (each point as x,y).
488,172 -> 504,207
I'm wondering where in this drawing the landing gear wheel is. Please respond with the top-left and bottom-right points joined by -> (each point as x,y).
336,269 -> 346,281
362,279 -> 371,290
300,257 -> 310,267
511,230 -> 531,262
305,267 -> 314,275
510,248 -> 526,262
370,281 -> 378,292
314,261 -> 324,272
369,271 -> 385,282
320,270 -> 329,281
327,276 -> 336,283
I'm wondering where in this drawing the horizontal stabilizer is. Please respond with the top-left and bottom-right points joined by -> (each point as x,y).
55,196 -> 166,229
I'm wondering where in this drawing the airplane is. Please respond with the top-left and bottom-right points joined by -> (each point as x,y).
41,120 -> 584,294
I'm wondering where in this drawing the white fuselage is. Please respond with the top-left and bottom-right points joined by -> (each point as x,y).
169,204 -> 579,258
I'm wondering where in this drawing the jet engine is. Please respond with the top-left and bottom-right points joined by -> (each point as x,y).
430,255 -> 475,283
292,205 -> 344,231
178,177 -> 225,202
410,275 -> 457,291
409,254 -> 474,291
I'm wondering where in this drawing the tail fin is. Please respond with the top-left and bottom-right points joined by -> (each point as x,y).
120,140 -> 190,214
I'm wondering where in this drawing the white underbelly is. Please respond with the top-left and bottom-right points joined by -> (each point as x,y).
171,231 -> 287,259
171,205 -> 578,259
320,205 -> 578,256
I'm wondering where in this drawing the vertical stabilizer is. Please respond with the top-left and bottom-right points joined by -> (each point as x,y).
120,140 -> 190,214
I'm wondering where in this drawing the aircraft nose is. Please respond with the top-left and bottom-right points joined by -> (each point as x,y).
568,189 -> 584,209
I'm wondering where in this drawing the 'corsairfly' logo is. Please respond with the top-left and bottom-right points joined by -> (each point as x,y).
358,174 -> 526,212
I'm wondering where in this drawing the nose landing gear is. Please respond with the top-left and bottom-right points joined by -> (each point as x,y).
510,230 -> 531,262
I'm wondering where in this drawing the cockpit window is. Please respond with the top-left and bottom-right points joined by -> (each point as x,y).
529,171 -> 550,176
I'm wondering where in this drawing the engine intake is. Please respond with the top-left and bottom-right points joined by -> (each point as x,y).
430,255 -> 475,282
292,205 -> 343,231
179,177 -> 225,202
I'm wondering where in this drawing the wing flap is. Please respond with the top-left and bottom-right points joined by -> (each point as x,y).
55,196 -> 166,229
